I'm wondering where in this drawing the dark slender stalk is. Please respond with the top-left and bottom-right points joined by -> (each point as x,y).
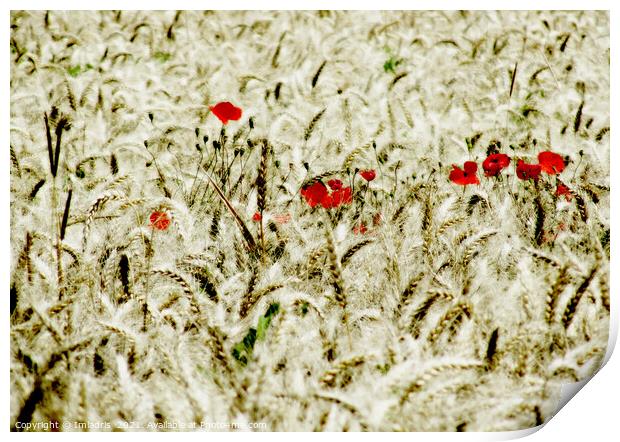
52,117 -> 68,177
206,174 -> 258,253
509,62 -> 518,98
44,113 -> 53,175
60,189 -> 72,241
188,147 -> 204,205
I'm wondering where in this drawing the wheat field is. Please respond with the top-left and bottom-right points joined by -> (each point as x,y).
10,10 -> 610,432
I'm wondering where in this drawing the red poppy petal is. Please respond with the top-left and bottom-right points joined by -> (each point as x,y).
302,181 -> 329,207
360,170 -> 376,181
468,174 -> 480,185
150,211 -> 170,230
463,161 -> 478,174
210,102 -> 243,125
498,154 -> 511,168
538,151 -> 565,175
320,194 -> 333,209
483,154 -> 510,177
449,167 -> 467,185
342,187 -> 352,204
517,160 -> 542,181
327,179 -> 343,190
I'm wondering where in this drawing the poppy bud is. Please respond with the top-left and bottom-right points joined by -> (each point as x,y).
149,112 -> 154,122
249,117 -> 254,129
144,140 -> 149,148
196,143 -> 202,152
203,135 -> 209,144
195,127 -> 200,137
213,140 -> 221,150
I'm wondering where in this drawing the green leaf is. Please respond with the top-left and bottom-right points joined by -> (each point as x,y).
465,137 -> 473,153
264,302 -> 280,319
231,303 -> 280,366
154,51 -> 171,63
300,302 -> 309,316
257,316 -> 270,340
243,327 -> 257,349
67,65 -> 81,77
232,343 -> 248,366
383,59 -> 395,74
383,55 -> 404,74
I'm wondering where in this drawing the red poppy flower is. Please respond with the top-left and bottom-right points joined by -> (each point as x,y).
449,161 -> 479,185
210,101 -> 242,125
555,183 -> 572,201
252,212 -> 262,221
538,151 -> 565,175
321,186 -> 352,208
516,160 -> 542,181
353,223 -> 367,235
150,210 -> 171,230
360,169 -> 376,182
482,153 -> 511,177
301,181 -> 329,208
327,179 -> 343,190
301,180 -> 352,209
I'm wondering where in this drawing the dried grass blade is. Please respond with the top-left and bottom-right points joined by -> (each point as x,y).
206,173 -> 257,252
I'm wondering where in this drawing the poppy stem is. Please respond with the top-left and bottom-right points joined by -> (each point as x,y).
188,148 -> 204,205
361,184 -> 368,214
373,143 -> 385,193
143,227 -> 156,332
571,155 -> 583,182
